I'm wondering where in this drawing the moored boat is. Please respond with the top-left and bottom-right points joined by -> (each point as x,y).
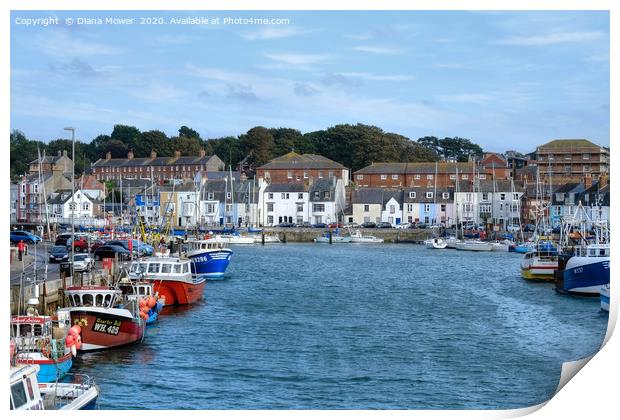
455,240 -> 493,252
313,232 -> 352,243
600,284 -> 610,312
57,286 -> 145,352
10,364 -> 99,410
11,315 -> 73,382
350,230 -> 384,243
520,242 -> 558,281
425,237 -> 447,249
183,237 -> 233,279
491,239 -> 515,252
129,256 -> 206,305
555,244 -> 610,296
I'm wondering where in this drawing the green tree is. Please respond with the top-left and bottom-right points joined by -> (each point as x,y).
438,137 -> 483,161
102,139 -> 129,158
239,126 -> 275,168
205,136 -> 244,168
170,136 -> 203,156
111,124 -> 142,153
10,130 -> 43,178
178,125 -> 201,140
140,130 -> 170,156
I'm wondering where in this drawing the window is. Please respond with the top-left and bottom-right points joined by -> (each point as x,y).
11,382 -> 28,409
267,216 -> 274,224
442,192 -> 450,199
427,174 -> 433,180
296,175 -> 301,181
390,205 -> 395,214
82,203 -> 90,211
364,204 -> 370,212
303,171 -> 308,179
409,192 -> 416,198
480,204 -> 492,213
325,191 -> 330,199
183,264 -> 189,274
407,204 -> 413,212
583,165 -> 591,172
449,174 -> 457,180
479,174 -> 487,180
226,192 -> 232,199
564,155 -> 572,160
462,175 -> 469,180
267,203 -> 274,212
287,171 -> 293,179
148,263 -> 161,273
268,193 -> 273,199
414,174 -> 421,180
441,204 -> 446,212
513,193 -> 519,201
281,193 -> 289,199
264,171 -> 270,179
424,204 -> 431,212
297,204 -> 304,212
318,171 -> 323,178
208,192 -> 214,200
298,193 -> 303,199
357,174 -> 364,180
564,165 -> 571,173
207,204 -> 215,213
500,193 -> 506,201
482,193 -> 489,201
328,171 -> 334,177
313,204 -> 325,212
380,174 -> 387,180
583,153 -> 590,160
392,174 -> 399,180
426,192 -> 433,199
548,154 -> 554,161
226,204 -> 232,212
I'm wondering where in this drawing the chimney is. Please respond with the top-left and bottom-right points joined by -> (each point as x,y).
57,150 -> 61,157
62,150 -> 68,157
106,151 -> 112,160
199,148 -> 206,158
127,150 -> 134,160
174,150 -> 181,159
150,150 -> 157,159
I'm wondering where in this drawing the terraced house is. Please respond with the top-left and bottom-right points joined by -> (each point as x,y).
256,152 -> 349,184
91,149 -> 225,182
536,139 -> 609,184
353,162 -> 481,189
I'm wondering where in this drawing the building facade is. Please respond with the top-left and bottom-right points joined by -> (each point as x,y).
257,152 -> 349,185
536,139 -> 610,184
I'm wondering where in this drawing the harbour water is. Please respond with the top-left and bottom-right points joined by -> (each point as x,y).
72,244 -> 608,409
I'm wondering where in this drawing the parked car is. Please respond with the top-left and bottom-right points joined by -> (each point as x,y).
344,222 -> 360,228
507,224 -> 521,232
523,224 -> 536,232
72,253 -> 94,272
360,222 -> 376,228
90,239 -> 106,253
376,222 -> 394,229
105,240 -> 143,257
295,222 -> 312,228
395,223 -> 411,229
48,245 -> 69,263
311,223 -> 327,228
276,222 -> 295,228
10,230 -> 41,244
54,233 -> 72,246
327,223 -> 343,229
93,245 -> 131,261
67,237 -> 89,252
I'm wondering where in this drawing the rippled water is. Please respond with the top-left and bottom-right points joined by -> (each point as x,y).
72,244 -> 608,409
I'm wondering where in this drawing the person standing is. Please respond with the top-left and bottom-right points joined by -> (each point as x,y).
17,240 -> 25,261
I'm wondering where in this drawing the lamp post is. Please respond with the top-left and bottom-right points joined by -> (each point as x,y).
64,127 -> 75,282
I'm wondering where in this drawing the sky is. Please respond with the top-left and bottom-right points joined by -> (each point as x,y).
10,10 -> 610,153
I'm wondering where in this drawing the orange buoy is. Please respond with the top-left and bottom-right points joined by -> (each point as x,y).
147,297 -> 156,308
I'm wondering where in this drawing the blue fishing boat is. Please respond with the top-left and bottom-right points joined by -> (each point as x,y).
555,243 -> 610,296
600,284 -> 610,312
11,315 -> 73,383
183,237 -> 233,279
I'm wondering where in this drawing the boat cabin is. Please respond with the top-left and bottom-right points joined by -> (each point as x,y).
574,244 -> 610,258
10,316 -> 53,351
10,365 -> 44,410
64,286 -> 122,309
129,257 -> 192,280
184,239 -> 225,252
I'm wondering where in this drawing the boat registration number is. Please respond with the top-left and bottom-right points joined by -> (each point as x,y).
92,317 -> 122,335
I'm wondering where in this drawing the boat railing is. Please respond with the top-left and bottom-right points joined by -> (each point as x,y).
43,373 -> 97,409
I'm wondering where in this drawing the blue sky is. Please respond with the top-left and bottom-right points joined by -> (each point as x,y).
10,10 -> 610,153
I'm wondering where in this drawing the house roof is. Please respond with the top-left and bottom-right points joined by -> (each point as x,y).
354,162 -> 475,175
403,187 -> 454,203
91,154 -> 222,168
28,154 -> 68,165
455,180 -> 525,193
537,139 -> 602,151
258,152 -> 346,170
352,188 -> 403,205
265,182 -> 309,193
309,177 -> 337,202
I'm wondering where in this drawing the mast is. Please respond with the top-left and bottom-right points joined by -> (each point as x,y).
433,161 -> 438,226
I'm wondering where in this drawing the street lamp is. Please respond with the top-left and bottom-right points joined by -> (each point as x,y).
64,127 -> 75,282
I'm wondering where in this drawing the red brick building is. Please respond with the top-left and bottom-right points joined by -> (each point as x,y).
536,139 -> 609,184
256,152 -> 349,184
90,150 -> 225,182
354,162 -> 484,188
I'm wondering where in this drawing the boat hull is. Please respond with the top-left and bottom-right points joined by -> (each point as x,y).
188,249 -> 233,279
67,310 -> 145,352
425,238 -> 447,249
555,257 -> 610,296
152,279 -> 206,306
455,241 -> 493,252
601,284 -> 610,311
17,352 -> 73,382
314,236 -> 352,243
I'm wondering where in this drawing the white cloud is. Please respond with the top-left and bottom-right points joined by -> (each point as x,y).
351,45 -> 407,55
36,31 -> 122,58
241,27 -> 308,41
263,53 -> 331,66
497,31 -> 604,46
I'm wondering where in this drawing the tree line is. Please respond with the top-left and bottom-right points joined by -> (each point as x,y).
10,124 -> 484,180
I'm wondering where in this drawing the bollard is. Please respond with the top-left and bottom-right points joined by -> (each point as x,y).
261,231 -> 265,245
282,233 -> 287,243
329,230 -> 332,244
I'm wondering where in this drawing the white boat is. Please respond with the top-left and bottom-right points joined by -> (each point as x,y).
520,243 -> 558,281
250,234 -> 281,243
491,239 -> 515,252
10,364 -> 99,410
425,237 -> 447,249
601,284 -> 610,312
445,236 -> 459,249
218,234 -> 255,245
350,230 -> 384,243
455,240 -> 493,252
314,233 -> 352,243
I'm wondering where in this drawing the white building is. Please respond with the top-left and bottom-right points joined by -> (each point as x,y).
262,183 -> 310,226
308,177 -> 346,225
454,180 -> 525,228
47,189 -> 99,226
351,188 -> 403,226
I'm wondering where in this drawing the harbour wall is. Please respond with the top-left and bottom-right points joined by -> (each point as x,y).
263,228 -> 433,243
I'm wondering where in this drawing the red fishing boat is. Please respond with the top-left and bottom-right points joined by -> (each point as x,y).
57,286 -> 145,352
128,256 -> 206,305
